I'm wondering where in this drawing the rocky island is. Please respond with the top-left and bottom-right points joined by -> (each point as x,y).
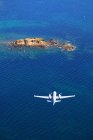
10,37 -> 76,51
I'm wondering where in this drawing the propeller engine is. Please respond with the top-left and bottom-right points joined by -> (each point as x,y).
59,94 -> 61,99
49,94 -> 52,99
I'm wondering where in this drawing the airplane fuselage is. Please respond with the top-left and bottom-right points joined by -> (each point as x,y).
52,91 -> 57,105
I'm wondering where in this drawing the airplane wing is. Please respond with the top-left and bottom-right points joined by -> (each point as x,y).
59,95 -> 75,99
34,95 -> 49,99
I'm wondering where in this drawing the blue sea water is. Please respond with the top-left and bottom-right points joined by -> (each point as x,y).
0,0 -> 93,140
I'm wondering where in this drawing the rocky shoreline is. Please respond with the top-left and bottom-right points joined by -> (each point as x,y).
10,37 -> 76,51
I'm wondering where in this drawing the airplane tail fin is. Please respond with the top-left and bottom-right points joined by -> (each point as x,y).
47,100 -> 52,103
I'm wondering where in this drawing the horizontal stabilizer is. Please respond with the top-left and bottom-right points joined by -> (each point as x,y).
56,100 -> 61,102
47,100 -> 52,102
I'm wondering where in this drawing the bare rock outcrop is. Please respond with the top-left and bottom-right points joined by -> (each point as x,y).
11,37 -> 76,51
60,42 -> 76,51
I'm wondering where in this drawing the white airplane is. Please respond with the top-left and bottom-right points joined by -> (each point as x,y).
34,91 -> 75,105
